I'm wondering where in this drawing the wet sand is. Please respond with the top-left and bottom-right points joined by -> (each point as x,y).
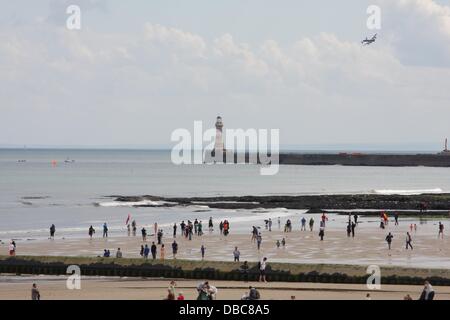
1,275 -> 450,300
2,222 -> 450,269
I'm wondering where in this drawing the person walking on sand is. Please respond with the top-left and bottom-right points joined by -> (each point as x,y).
143,244 -> 149,259
49,224 -> 56,239
160,244 -> 165,260
172,240 -> 178,259
233,247 -> 240,262
281,238 -> 286,247
301,217 -> 306,231
385,232 -> 393,250
276,240 -> 280,248
151,242 -> 157,259
173,223 -> 177,238
141,227 -> 147,241
438,222 -> 444,239
406,232 -> 413,250
394,213 -> 399,226
258,257 -> 268,283
88,225 -> 95,239
31,283 -> 40,300
256,233 -> 262,250
201,245 -> 205,260
140,245 -> 144,257
351,221 -> 356,238
102,223 -> 108,238
309,217 -> 314,231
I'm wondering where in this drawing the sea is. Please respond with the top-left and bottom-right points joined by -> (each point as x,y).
1,148 -> 450,241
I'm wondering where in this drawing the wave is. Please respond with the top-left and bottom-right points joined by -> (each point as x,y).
373,188 -> 443,195
96,200 -> 176,207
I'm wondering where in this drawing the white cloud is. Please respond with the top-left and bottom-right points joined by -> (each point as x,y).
1,0 -> 450,147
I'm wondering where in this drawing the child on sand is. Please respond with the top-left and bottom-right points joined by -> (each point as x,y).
201,245 -> 205,260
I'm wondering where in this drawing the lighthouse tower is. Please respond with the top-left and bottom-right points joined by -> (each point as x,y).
214,116 -> 225,152
439,138 -> 450,155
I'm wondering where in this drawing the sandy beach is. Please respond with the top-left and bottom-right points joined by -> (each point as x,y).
2,217 -> 449,269
1,275 -> 450,300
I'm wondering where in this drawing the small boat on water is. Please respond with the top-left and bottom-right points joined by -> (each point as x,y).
64,158 -> 75,163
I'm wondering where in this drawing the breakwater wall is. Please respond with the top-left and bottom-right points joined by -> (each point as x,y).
1,256 -> 450,286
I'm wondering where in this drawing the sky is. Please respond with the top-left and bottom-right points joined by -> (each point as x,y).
1,0 -> 450,150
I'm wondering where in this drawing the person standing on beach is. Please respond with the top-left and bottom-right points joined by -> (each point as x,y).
351,222 -> 356,238
194,219 -> 199,234
157,229 -> 163,244
140,245 -> 144,257
49,224 -> 56,239
219,221 -> 224,235
233,247 -> 240,262
173,223 -> 177,238
281,238 -> 286,247
131,220 -> 137,236
268,218 -> 272,231
160,244 -> 165,260
277,217 -> 281,230
301,217 -> 306,231
321,213 -> 328,227
151,242 -> 157,259
353,213 -> 358,225
172,240 -> 178,259
89,225 -> 95,239
116,248 -> 122,258
385,232 -> 393,250
309,217 -> 314,231
346,223 -> 351,237
276,240 -> 280,248
102,223 -> 108,238
419,281 -> 435,300
251,226 -> 258,242
438,222 -> 444,239
201,245 -> 205,260
394,213 -> 399,226
143,244 -> 149,259
209,217 -> 213,232
180,221 -> 185,236
319,221 -> 325,241
405,232 -> 413,250
9,241 -> 15,256
198,221 -> 203,236
258,257 -> 268,283
127,224 -> 131,236
141,227 -> 147,241
31,283 -> 40,300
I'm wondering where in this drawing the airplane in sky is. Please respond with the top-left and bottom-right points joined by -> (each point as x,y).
361,33 -> 377,45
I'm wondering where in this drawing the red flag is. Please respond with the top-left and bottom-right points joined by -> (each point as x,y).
125,214 -> 131,225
